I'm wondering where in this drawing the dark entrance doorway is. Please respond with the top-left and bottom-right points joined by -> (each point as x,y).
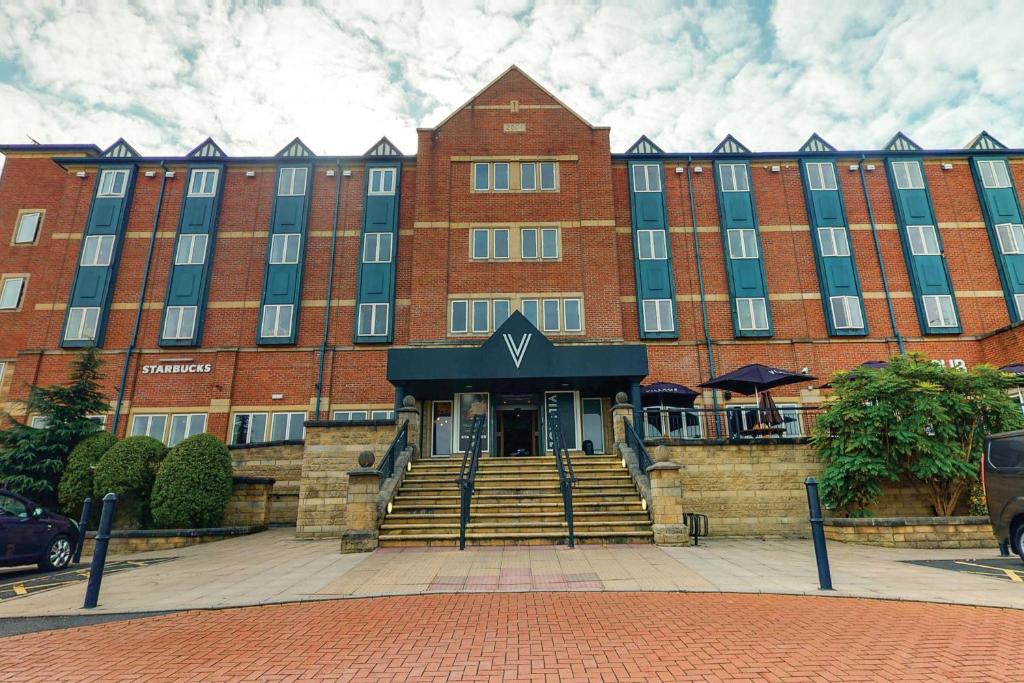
498,408 -> 537,457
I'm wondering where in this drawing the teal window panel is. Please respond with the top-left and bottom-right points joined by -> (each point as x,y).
61,165 -> 137,348
354,163 -> 401,344
885,157 -> 961,334
970,156 -> 1024,323
627,161 -> 677,339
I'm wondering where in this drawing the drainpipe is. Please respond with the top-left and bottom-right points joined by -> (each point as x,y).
314,160 -> 344,419
685,157 -> 720,419
858,154 -> 904,354
112,161 -> 168,435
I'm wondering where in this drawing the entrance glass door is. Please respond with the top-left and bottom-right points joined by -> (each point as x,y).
431,401 -> 453,457
581,398 -> 604,454
498,409 -> 537,457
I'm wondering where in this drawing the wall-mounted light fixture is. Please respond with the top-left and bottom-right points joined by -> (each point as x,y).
325,169 -> 336,177
76,171 -> 87,178
164,171 -> 175,178
770,165 -> 781,173
144,170 -> 156,178
942,163 -> 953,170
865,164 -> 876,171
849,164 -> 859,172
342,169 -> 352,177
245,170 -> 256,177
693,166 -> 703,173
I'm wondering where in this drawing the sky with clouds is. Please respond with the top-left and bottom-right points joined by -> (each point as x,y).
1,0 -> 1022,167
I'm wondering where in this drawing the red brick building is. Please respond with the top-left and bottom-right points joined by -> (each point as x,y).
2,66 -> 1024,456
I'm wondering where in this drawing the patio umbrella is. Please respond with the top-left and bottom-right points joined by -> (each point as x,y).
640,382 -> 699,407
698,363 -> 816,396
999,363 -> 1024,377
819,360 -> 888,389
757,390 -> 784,427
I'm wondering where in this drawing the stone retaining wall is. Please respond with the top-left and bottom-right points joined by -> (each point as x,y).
230,442 -> 304,525
82,526 -> 264,556
823,517 -> 996,549
223,476 -> 275,528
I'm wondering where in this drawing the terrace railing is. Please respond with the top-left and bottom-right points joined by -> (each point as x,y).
638,405 -> 824,442
456,414 -> 485,550
377,419 -> 409,487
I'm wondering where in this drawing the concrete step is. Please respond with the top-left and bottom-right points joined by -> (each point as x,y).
381,521 -> 653,535
392,493 -> 644,507
390,502 -> 646,514
384,511 -> 651,525
378,530 -> 655,547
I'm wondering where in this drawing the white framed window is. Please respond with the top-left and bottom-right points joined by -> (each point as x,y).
270,233 -> 301,265
907,225 -> 941,256
631,164 -> 662,193
891,161 -> 924,190
830,296 -> 864,330
0,362 -> 5,387
727,229 -> 758,259
521,163 -> 537,191
542,299 -> 560,332
450,299 -> 469,334
362,232 -> 393,263
188,169 -> 219,197
231,412 -> 268,445
563,298 -> 582,332
271,412 -> 306,441
805,162 -> 837,191
995,223 -> 1024,255
14,212 -> 41,244
541,228 -> 559,259
736,297 -> 769,331
81,235 -> 115,266
371,410 -> 395,421
493,299 -> 510,328
642,299 -> 674,333
637,229 -> 667,260
977,159 -> 1011,189
818,226 -> 850,257
493,229 -> 510,259
131,414 -> 168,442
30,416 -> 49,429
471,228 -> 489,259
718,163 -> 749,192
539,162 -> 558,191
97,169 -> 129,198
261,304 -> 293,338
368,167 -> 397,195
333,410 -> 368,422
922,294 -> 957,328
473,163 -> 489,191
162,305 -> 197,340
277,167 -> 308,196
1015,294 -> 1024,320
358,302 -> 389,337
493,163 -> 510,191
0,277 -> 25,310
521,228 -> 538,259
175,234 -> 208,265
65,307 -> 100,341
471,300 -> 489,334
521,299 -> 539,328
168,413 -> 206,447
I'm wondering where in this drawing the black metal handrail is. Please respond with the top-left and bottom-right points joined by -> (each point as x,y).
457,414 -> 485,550
547,409 -> 577,548
377,419 -> 408,488
622,416 -> 654,471
638,405 -> 824,442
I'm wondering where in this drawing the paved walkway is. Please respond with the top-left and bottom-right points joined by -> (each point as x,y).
3,592 -> 1021,681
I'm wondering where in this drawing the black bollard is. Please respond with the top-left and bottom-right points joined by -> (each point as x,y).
83,492 -> 117,609
804,477 -> 833,591
73,497 -> 92,564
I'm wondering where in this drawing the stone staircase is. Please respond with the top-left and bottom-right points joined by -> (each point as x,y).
379,455 -> 653,547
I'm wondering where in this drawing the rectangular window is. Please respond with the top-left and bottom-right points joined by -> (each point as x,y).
30,416 -> 49,429
631,164 -> 662,193
719,163 -> 749,192
541,228 -> 559,259
736,297 -> 769,331
1015,294 -> 1024,320
358,302 -> 389,337
162,305 -> 197,340
270,233 -> 301,265
277,167 -> 308,196
0,277 -> 25,310
450,300 -> 469,334
817,226 -> 850,257
473,163 -> 489,191
188,168 -> 219,197
14,212 -> 41,244
471,228 -> 489,259
333,410 -> 368,422
892,161 -> 924,190
368,167 -> 397,195
806,162 -> 837,191
168,413 -> 206,447
542,299 -> 560,332
521,228 -> 538,259
978,159 -> 1011,189
97,169 -> 129,198
521,299 -> 539,328
472,300 -> 489,333
727,229 -> 758,259
231,412 -> 268,445
563,298 -> 582,332
362,232 -> 393,263
520,163 -> 536,191
907,225 -> 941,256
261,304 -> 294,338
493,229 -> 510,259
995,223 -> 1024,255
830,296 -> 864,330
922,294 -> 957,328
493,163 -> 510,191
493,299 -> 510,328
175,234 -> 208,265
637,229 -> 667,260
371,410 -> 395,421
65,307 -> 100,341
642,299 -> 674,333
130,414 -> 168,442
539,162 -> 557,191
271,412 -> 306,441
81,235 -> 115,266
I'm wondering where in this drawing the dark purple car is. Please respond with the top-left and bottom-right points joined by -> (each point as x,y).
0,487 -> 79,571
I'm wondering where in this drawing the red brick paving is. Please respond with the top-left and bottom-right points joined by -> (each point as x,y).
2,592 -> 1020,682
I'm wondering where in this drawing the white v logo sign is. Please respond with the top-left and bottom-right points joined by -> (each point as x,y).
503,333 -> 532,369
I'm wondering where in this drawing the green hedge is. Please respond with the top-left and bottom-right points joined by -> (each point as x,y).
58,432 -> 118,519
92,436 -> 167,529
150,433 -> 233,529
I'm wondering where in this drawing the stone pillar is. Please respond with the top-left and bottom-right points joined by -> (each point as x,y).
611,392 -> 633,445
397,394 -> 421,460
647,445 -> 687,545
340,451 -> 382,553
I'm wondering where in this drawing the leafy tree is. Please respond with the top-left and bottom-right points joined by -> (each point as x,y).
0,347 -> 109,505
93,436 -> 167,529
813,353 -> 1024,516
150,433 -> 233,529
58,431 -> 118,518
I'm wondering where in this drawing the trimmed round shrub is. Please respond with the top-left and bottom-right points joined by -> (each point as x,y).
150,433 -> 233,529
92,436 -> 167,529
58,432 -> 118,518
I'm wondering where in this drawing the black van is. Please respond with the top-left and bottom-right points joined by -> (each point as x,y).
983,431 -> 1024,563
